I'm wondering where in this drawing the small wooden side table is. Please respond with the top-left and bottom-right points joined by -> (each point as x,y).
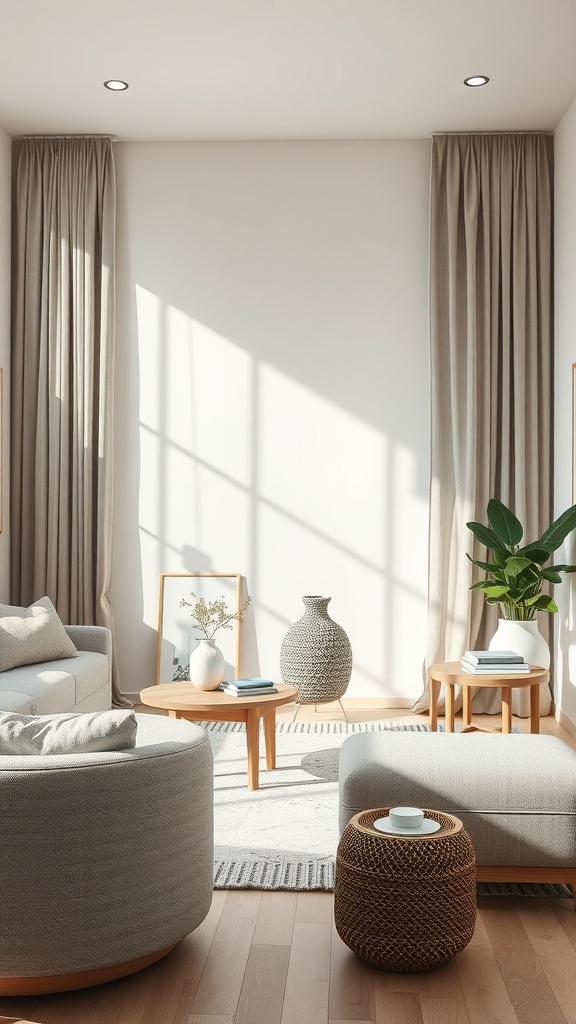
139,681 -> 298,790
428,662 -> 549,734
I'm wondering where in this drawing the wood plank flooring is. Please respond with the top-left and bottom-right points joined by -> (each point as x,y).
1,703 -> 576,1024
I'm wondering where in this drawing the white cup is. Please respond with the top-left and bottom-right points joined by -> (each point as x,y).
389,806 -> 424,830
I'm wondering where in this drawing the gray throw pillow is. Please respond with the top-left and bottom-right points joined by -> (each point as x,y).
0,596 -> 78,672
0,709 -> 138,755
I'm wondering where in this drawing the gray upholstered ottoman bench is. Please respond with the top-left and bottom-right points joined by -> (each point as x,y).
338,731 -> 576,901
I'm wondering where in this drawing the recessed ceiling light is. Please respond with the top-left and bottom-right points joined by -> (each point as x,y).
464,75 -> 490,88
104,80 -> 129,91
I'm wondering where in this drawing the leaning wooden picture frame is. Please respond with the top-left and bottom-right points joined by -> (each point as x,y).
156,572 -> 242,684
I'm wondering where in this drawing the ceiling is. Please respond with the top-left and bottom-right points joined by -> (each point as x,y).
2,0 -> 576,142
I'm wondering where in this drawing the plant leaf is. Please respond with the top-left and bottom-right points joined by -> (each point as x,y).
469,580 -> 506,591
466,553 -> 507,576
466,521 -> 508,552
487,499 -> 523,547
503,556 -> 533,577
516,545 -> 551,564
536,504 -> 576,552
540,569 -> 562,583
524,594 -> 558,612
492,548 -> 508,565
548,564 -> 576,573
481,584 -> 510,598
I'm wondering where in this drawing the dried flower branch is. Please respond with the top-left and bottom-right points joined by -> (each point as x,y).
179,592 -> 251,639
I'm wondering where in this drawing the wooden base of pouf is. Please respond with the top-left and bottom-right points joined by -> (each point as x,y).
335,809 -> 476,973
0,942 -> 178,996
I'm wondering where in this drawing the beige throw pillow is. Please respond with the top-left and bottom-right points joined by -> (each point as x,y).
0,710 -> 138,755
0,596 -> 78,672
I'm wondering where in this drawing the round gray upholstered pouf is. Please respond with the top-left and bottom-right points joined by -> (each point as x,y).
280,596 -> 353,705
0,714 -> 214,994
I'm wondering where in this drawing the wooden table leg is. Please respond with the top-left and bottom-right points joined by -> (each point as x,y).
429,674 -> 439,732
245,708 -> 261,791
462,684 -> 472,730
530,683 -> 541,734
263,710 -> 276,769
501,687 -> 512,733
445,682 -> 455,733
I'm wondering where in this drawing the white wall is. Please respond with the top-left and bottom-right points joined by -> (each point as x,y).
554,100 -> 576,725
112,141 -> 431,701
0,126 -> 10,601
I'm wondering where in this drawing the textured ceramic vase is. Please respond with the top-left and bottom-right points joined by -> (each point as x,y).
279,596 -> 353,704
488,618 -> 551,716
189,638 -> 225,691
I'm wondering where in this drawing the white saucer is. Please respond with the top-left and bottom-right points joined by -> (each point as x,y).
373,816 -> 441,836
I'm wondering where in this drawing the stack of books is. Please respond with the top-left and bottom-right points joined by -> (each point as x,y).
461,650 -> 529,674
219,677 -> 278,697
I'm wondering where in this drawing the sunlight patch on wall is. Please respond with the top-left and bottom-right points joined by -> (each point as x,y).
391,442 -> 428,587
136,285 -> 162,431
137,287 -> 253,485
258,365 -> 387,566
136,289 -> 254,569
164,308 -> 253,488
165,446 -> 253,571
257,502 -> 387,697
133,292 -> 428,697
136,286 -> 162,543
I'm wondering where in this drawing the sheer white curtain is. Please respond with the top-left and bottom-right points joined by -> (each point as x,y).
11,137 -> 128,706
413,133 -> 553,715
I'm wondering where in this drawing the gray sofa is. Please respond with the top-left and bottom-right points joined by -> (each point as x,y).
0,625 -> 112,715
338,731 -> 576,897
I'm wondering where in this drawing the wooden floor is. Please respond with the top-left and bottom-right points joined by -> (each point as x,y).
2,703 -> 576,1024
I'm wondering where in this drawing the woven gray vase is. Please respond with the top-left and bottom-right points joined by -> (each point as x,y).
279,596 -> 353,704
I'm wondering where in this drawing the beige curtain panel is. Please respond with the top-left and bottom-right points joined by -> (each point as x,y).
11,136 -> 128,706
413,133 -> 553,715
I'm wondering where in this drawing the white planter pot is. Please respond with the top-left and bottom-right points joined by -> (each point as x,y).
487,618 -> 551,717
488,618 -> 550,670
189,638 -> 225,691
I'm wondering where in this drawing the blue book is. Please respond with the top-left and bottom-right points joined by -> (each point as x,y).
226,678 -> 275,689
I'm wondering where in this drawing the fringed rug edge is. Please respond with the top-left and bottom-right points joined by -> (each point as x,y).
213,859 -> 572,898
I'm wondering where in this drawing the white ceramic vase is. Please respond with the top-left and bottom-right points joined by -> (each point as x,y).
488,618 -> 551,716
189,638 -> 225,691
488,618 -> 550,670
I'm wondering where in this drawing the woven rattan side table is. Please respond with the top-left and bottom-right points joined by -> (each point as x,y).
334,808 -> 476,972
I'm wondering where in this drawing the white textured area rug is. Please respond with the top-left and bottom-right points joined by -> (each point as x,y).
208,719 -> 413,890
204,720 -> 571,898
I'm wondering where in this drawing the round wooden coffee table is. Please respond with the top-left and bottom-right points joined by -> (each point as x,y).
428,662 -> 549,734
139,682 -> 298,790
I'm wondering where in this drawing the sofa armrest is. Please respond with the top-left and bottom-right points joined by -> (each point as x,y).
65,625 -> 112,661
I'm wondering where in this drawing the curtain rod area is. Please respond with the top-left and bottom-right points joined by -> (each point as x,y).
20,134 -> 117,140
434,130 -> 553,136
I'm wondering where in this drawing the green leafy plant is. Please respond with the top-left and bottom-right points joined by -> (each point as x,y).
179,593 -> 251,639
466,499 -> 576,620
